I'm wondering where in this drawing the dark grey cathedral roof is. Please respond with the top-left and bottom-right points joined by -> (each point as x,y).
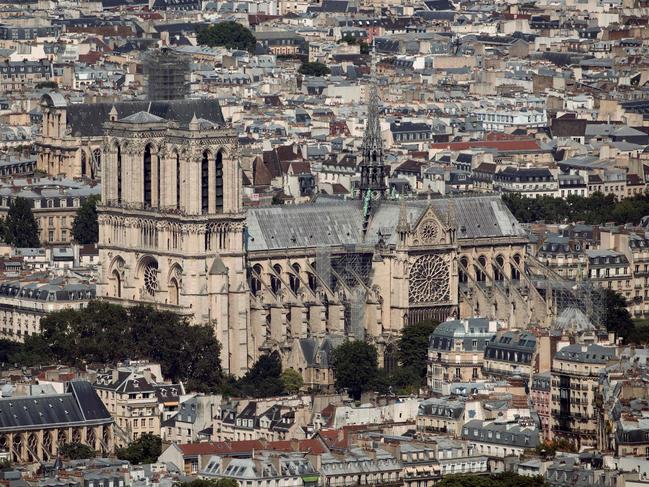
64,99 -> 225,137
0,381 -> 112,432
245,195 -> 527,252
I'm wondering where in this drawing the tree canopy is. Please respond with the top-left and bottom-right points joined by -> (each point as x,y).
72,195 -> 100,244
398,319 -> 438,381
4,197 -> 39,247
59,442 -> 96,460
332,340 -> 379,399
197,21 -> 256,52
281,368 -> 304,394
298,62 -> 330,77
236,352 -> 284,398
6,302 -> 224,392
502,192 -> 649,225
116,434 -> 161,465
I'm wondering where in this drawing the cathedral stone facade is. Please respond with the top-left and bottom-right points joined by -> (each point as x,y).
97,94 -> 547,384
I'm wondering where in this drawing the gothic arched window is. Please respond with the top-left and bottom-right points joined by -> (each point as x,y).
201,151 -> 209,214
116,144 -> 122,204
81,151 -> 87,177
215,151 -> 224,213
175,152 -> 181,209
143,144 -> 152,207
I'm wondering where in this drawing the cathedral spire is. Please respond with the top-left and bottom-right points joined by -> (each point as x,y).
358,42 -> 387,201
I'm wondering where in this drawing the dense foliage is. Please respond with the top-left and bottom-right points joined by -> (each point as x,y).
236,352 -> 284,398
116,434 -> 161,465
398,319 -> 439,381
503,192 -> 649,225
437,472 -> 547,487
3,197 -> 39,247
72,195 -> 100,244
298,62 -> 331,77
4,302 -> 224,393
59,442 -> 96,459
332,340 -> 379,398
281,368 -> 304,394
197,21 -> 256,52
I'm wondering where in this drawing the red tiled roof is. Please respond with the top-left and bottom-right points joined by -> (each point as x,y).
267,438 -> 329,455
177,440 -> 266,457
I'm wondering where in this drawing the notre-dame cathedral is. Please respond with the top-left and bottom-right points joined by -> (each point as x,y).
96,88 -> 550,384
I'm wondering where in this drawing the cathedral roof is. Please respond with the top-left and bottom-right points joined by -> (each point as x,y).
245,195 -> 527,252
63,99 -> 224,137
118,110 -> 166,124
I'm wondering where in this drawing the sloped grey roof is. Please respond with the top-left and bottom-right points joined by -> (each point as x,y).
0,381 -> 111,432
246,196 -> 526,252
65,99 -> 224,137
118,110 -> 166,124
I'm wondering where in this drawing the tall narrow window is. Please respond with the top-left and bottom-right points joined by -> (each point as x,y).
215,151 -> 224,213
143,144 -> 152,207
201,151 -> 209,214
156,153 -> 160,208
117,144 -> 122,204
176,152 -> 181,209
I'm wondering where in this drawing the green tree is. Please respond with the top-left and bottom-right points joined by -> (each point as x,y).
116,434 -> 161,465
281,368 -> 304,394
238,352 -> 283,397
10,302 -> 224,393
59,442 -> 96,460
397,319 -> 439,381
298,62 -> 330,77
4,197 -> 39,247
332,340 -> 378,399
601,289 -> 634,341
72,195 -> 100,244
197,21 -> 256,51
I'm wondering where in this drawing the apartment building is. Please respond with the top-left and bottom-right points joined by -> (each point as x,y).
549,344 -> 616,449
427,318 -> 501,393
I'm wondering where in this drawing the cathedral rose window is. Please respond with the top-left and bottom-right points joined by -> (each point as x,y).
408,255 -> 450,304
144,260 -> 159,296
418,219 -> 440,244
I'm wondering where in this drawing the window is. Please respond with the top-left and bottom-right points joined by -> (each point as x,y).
143,144 -> 152,207
201,151 -> 209,214
215,151 -> 224,213
176,152 -> 181,209
117,145 -> 122,203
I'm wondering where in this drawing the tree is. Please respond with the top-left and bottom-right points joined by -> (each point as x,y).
298,62 -> 330,77
59,442 -> 96,460
281,368 -> 304,394
197,21 -> 256,52
601,289 -> 634,342
397,319 -> 439,381
237,352 -> 284,397
4,197 -> 39,247
116,434 -> 161,465
72,195 -> 100,244
332,341 -> 378,399
10,302 -> 224,393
